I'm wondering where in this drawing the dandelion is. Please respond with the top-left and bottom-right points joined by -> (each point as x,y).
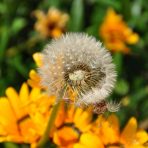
39,33 -> 117,110
34,7 -> 69,38
100,8 -> 139,53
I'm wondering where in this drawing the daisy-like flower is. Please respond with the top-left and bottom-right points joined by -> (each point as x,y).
0,83 -> 55,147
0,83 -> 40,145
91,114 -> 148,148
52,105 -> 93,148
34,7 -> 69,38
100,8 -> 139,53
38,33 -> 118,113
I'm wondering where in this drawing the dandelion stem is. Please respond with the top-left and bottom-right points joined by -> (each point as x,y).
37,86 -> 66,148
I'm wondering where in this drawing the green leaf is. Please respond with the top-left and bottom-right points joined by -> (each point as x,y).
113,52 -> 123,76
11,18 -> 27,34
4,142 -> 19,148
0,26 -> 10,62
115,79 -> 129,95
68,0 -> 84,31
0,2 -> 7,14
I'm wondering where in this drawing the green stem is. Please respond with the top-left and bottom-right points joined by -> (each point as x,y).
37,87 -> 66,147
37,102 -> 61,147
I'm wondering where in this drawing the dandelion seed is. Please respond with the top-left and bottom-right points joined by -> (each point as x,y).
106,101 -> 121,112
38,33 -> 117,106
93,100 -> 121,114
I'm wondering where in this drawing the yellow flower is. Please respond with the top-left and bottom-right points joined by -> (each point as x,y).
91,114 -> 148,148
0,83 -> 40,144
0,81 -> 147,148
0,83 -> 54,146
92,114 -> 119,145
52,106 -> 93,147
34,7 -> 69,38
27,52 -> 43,88
100,8 -> 139,53
120,117 -> 148,148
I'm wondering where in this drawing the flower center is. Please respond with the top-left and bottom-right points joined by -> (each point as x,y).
69,70 -> 86,82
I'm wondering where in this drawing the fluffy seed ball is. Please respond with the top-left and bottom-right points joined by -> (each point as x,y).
38,33 -> 117,105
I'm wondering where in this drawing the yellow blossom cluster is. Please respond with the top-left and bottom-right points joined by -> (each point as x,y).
0,52 -> 147,148
100,8 -> 139,53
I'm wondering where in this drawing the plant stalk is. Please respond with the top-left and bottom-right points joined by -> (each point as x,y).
37,86 -> 66,147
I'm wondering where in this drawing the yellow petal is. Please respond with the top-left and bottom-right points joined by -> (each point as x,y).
127,33 -> 139,44
19,83 -> 29,104
0,98 -> 19,136
5,87 -> 20,118
120,117 -> 137,144
100,115 -> 119,144
29,87 -> 41,101
75,110 -> 92,132
74,143 -> 86,148
27,70 -> 41,88
29,70 -> 40,80
19,116 -> 39,143
33,52 -> 43,67
136,130 -> 148,144
108,114 -> 120,133
79,132 -> 104,148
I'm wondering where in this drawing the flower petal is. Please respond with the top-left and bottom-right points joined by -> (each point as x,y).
120,117 -> 137,145
78,132 -> 104,148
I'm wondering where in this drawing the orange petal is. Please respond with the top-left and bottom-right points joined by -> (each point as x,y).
53,126 -> 79,147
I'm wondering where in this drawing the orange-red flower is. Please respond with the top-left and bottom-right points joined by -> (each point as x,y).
34,7 -> 69,38
100,8 -> 139,53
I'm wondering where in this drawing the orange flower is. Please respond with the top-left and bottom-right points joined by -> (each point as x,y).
100,8 -> 139,53
34,7 -> 69,38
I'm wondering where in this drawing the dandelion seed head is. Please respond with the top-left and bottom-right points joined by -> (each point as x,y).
38,33 -> 117,105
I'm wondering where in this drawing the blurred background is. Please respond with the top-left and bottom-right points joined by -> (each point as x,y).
0,0 -> 148,147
